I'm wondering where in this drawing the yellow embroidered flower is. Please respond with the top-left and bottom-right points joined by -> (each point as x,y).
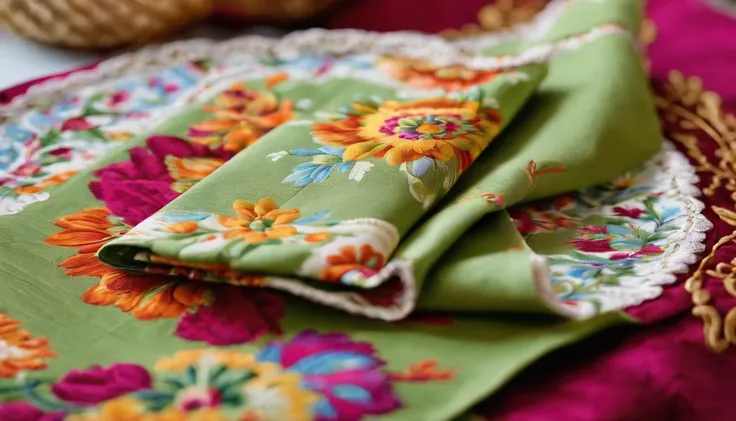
378,56 -> 502,91
215,198 -> 301,243
0,314 -> 56,378
154,349 -> 318,421
156,349 -> 258,371
189,83 -> 293,153
312,97 -> 501,171
67,396 -> 230,421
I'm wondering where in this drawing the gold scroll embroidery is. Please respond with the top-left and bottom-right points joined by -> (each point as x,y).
656,70 -> 736,352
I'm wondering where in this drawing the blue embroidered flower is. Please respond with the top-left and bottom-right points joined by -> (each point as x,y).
271,146 -> 374,188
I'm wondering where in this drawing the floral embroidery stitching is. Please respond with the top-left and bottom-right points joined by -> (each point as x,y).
509,143 -> 709,315
0,314 -> 56,378
1,65 -> 200,215
0,331 -> 404,421
188,82 -> 294,153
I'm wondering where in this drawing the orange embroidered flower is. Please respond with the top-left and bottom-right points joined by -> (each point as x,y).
15,170 -> 78,194
321,244 -> 386,283
214,198 -> 303,243
0,314 -> 56,378
189,83 -> 293,153
46,208 -> 211,320
82,272 -> 211,320
379,56 -> 501,91
387,359 -> 454,382
313,97 -> 501,171
165,156 -> 227,193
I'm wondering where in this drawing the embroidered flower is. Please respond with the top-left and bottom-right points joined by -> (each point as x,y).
45,208 -> 286,345
89,135 -> 233,226
175,286 -> 285,346
45,211 -> 210,322
277,146 -> 375,187
188,83 -> 294,152
0,314 -> 56,378
0,402 -> 64,421
211,198 -> 329,244
254,330 -> 402,420
51,364 -> 152,406
378,56 -> 501,91
612,206 -> 646,219
321,244 -> 387,284
312,97 -> 501,171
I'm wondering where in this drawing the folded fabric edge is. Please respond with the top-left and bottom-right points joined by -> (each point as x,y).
529,142 -> 712,319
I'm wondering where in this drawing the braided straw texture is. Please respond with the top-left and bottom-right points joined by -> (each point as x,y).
0,0 -> 213,49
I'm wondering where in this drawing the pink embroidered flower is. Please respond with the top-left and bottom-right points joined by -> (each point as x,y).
12,162 -> 42,177
610,244 -> 664,260
0,402 -> 64,421
60,117 -> 96,132
176,286 -> 285,346
51,363 -> 152,406
257,330 -> 402,420
569,226 -> 613,252
613,206 -> 646,219
107,91 -> 131,108
89,135 -> 233,226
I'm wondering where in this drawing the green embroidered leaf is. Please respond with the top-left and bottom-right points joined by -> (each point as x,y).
39,130 -> 61,147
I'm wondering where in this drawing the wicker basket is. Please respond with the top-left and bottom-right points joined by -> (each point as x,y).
213,0 -> 340,23
0,0 -> 214,49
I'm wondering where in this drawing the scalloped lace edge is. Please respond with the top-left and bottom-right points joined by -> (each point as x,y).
531,141 -> 713,319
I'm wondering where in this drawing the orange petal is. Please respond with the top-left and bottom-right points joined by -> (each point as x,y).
217,215 -> 245,228
45,229 -> 110,248
223,126 -> 259,151
167,221 -> 199,234
268,209 -> 300,225
223,228 -> 252,239
59,253 -> 114,278
265,72 -> 289,88
254,198 -> 279,217
242,231 -> 269,243
265,225 -> 297,239
343,142 -> 386,162
173,282 -> 211,307
191,119 -> 238,132
304,232 -> 331,243
233,200 -> 257,220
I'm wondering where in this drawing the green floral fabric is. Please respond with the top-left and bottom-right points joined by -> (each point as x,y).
1,1 -> 700,420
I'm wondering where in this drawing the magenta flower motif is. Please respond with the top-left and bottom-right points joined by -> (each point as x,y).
0,402 -> 64,421
107,91 -> 131,108
176,286 -> 285,346
571,239 -> 614,253
257,330 -> 402,421
613,206 -> 646,219
60,117 -> 96,132
51,363 -> 152,406
89,135 -> 233,226
610,244 -> 664,260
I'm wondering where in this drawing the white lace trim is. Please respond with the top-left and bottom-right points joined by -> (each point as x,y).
1,0 -> 630,116
531,142 -> 713,319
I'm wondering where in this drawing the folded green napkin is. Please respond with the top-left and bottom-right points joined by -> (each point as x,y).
2,1 -> 685,420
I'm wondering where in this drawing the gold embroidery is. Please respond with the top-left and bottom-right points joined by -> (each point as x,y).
656,70 -> 736,352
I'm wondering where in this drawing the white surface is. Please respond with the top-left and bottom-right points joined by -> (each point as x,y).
0,26 -> 285,91
0,32 -> 101,89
